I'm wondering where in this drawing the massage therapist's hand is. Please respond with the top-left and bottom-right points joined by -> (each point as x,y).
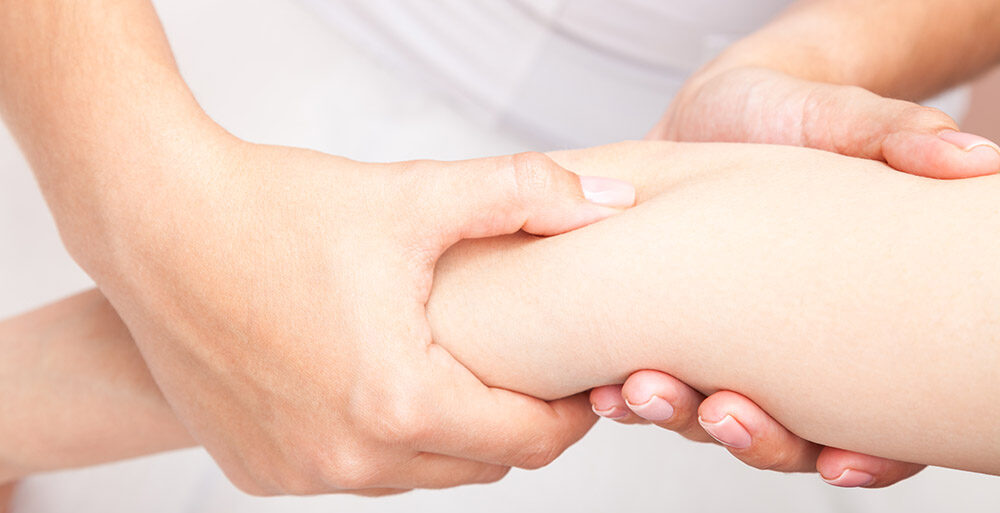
78,135 -> 633,496
591,373 -> 924,488
650,66 -> 1000,178
593,65 -> 973,488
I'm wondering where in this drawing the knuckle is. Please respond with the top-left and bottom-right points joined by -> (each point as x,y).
508,151 -> 558,199
754,445 -> 803,472
899,104 -> 953,129
513,432 -> 565,470
321,449 -> 382,490
377,391 -> 432,445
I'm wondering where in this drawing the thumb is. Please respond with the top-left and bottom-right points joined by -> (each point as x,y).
419,151 -> 636,251
801,85 -> 1000,179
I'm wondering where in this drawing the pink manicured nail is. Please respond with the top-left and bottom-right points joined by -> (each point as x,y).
580,176 -> 636,208
592,404 -> 629,420
625,395 -> 675,422
822,468 -> 875,488
698,415 -> 752,449
938,130 -> 1000,155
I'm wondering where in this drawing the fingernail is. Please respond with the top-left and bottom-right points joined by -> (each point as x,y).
580,176 -> 636,208
697,414 -> 752,449
592,404 -> 629,420
938,130 -> 1000,156
822,468 -> 875,488
624,395 -> 675,422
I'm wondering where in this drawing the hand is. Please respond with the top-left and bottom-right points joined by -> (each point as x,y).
650,66 -> 1000,178
591,372 -> 924,488
82,135 -> 635,496
610,64 -> 982,488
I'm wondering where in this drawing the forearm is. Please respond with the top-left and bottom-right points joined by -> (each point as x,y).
431,142 -> 1000,475
6,142 -> 1000,478
0,290 -> 192,482
706,0 -> 1000,100
0,0 -> 229,274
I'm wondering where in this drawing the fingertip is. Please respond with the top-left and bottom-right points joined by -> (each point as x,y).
589,385 -> 630,421
589,385 -> 624,407
821,468 -> 876,488
883,131 -> 1000,179
552,392 -> 602,428
697,390 -> 760,425
696,413 -> 752,450
621,370 -> 683,402
621,371 -> 688,423
815,447 -> 925,489
619,371 -> 714,441
580,176 -> 637,208
698,390 -> 788,443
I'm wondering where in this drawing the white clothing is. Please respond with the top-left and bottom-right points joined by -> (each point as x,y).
302,0 -> 967,147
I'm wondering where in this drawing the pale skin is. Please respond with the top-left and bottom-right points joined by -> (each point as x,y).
616,0 -> 1000,486
0,0 -> 638,496
2,0 -> 1000,499
2,142 -> 999,493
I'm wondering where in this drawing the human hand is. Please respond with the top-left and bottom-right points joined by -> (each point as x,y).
79,135 -> 635,496
608,64 -> 987,487
591,372 -> 924,488
649,66 -> 1000,179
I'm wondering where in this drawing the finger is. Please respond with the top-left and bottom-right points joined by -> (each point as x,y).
416,344 -> 597,469
415,152 -> 636,253
883,128 -> 1000,179
347,488 -> 412,497
620,370 -> 714,443
816,447 -> 926,489
379,453 -> 510,490
697,391 -> 821,473
590,385 -> 651,425
799,84 -> 1000,178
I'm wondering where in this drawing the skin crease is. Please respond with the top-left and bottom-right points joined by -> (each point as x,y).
1,0 -> 635,495
1,141 -> 998,485
615,0 -> 1000,485
429,141 -> 1000,475
1,0 -> 998,495
649,0 -> 1000,180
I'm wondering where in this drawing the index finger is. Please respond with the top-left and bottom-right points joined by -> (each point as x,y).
414,343 -> 597,469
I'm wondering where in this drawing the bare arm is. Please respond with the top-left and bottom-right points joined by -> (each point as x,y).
654,0 -> 1000,181
0,290 -> 193,483
432,141 -> 1000,475
3,142 -> 999,480
0,0 -> 221,264
0,1 -> 636,494
637,0 -> 1000,484
706,0 -> 1000,101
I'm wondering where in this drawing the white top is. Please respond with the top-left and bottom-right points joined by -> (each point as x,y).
300,0 -> 968,148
